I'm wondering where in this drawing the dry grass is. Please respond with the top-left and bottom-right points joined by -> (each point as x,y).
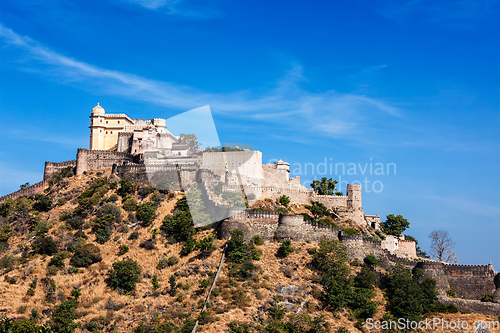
0,170 -> 497,332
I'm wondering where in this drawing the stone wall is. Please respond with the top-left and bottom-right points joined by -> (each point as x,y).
416,262 -> 498,300
443,264 -> 497,300
436,297 -> 500,316
44,160 -> 77,180
220,210 -> 280,242
397,240 -> 417,258
0,180 -> 49,203
275,214 -> 340,242
311,194 -> 348,209
76,148 -> 135,175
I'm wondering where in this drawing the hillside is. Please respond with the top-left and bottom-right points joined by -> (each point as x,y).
0,168 -> 498,333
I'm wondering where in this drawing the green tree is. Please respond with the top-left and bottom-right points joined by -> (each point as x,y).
33,194 -> 53,212
108,258 -> 142,293
380,214 -> 410,236
226,230 -> 248,263
310,177 -> 341,196
117,179 -> 133,197
305,201 -> 329,220
178,133 -> 201,150
52,299 -> 80,333
277,195 -> 290,208
136,202 -> 156,226
70,244 -> 102,267
277,240 -> 293,258
383,264 -> 437,322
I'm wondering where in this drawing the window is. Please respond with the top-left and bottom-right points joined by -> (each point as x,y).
118,121 -> 120,124
111,131 -> 113,134
106,121 -> 108,124
100,130 -> 102,133
100,119 -> 102,123
106,131 -> 108,134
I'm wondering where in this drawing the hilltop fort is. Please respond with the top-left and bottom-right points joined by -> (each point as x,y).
0,103 -> 498,316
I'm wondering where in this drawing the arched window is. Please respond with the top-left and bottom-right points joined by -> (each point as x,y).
111,131 -> 113,134
106,131 -> 108,134
106,121 -> 108,124
118,121 -> 120,124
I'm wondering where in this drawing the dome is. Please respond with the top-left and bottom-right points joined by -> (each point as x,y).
91,102 -> 105,115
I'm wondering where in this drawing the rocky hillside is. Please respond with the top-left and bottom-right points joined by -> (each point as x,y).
0,168 -> 497,333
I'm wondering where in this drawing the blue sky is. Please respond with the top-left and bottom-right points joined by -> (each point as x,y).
0,0 -> 498,267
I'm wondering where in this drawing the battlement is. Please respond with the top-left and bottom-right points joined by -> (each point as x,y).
44,159 -> 77,180
443,264 -> 496,277
0,180 -> 49,203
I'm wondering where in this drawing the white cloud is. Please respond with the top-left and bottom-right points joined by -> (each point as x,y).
0,23 -> 402,144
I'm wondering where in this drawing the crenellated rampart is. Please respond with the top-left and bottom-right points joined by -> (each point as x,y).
76,148 -> 135,175
0,180 -> 49,203
44,160 -> 77,180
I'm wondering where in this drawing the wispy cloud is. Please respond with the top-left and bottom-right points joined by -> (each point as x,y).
0,23 -> 403,144
428,194 -> 500,219
378,0 -> 499,28
122,0 -> 219,18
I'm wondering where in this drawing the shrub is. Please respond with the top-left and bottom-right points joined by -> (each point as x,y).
446,289 -> 456,298
108,258 -> 142,293
305,201 -> 329,219
169,275 -> 177,296
107,194 -> 119,202
48,252 -> 68,269
226,230 -> 249,263
383,264 -> 438,322
199,279 -> 210,289
70,244 -> 102,267
268,305 -> 286,320
482,294 -> 494,302
67,216 -> 85,230
195,235 -> 215,254
343,228 -> 359,236
161,211 -> 196,242
138,186 -> 154,198
52,299 -> 80,333
118,245 -> 129,255
246,193 -> 256,201
364,254 -> 378,267
139,240 -> 156,250
117,179 -> 133,197
180,238 -> 196,256
109,182 -> 118,190
136,202 -> 156,226
157,255 -> 179,269
122,197 -> 138,212
48,166 -> 74,186
4,276 -> 16,284
33,236 -> 58,255
277,195 -> 290,207
152,275 -> 159,289
128,230 -> 140,240
150,191 -> 162,205
33,194 -> 53,212
251,236 -> 264,246
74,230 -> 87,239
96,203 -> 121,221
277,240 -> 293,258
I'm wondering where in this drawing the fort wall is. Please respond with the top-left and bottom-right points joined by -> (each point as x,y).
436,297 -> 500,316
76,148 -> 134,175
43,160 -> 77,180
0,180 -> 49,203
